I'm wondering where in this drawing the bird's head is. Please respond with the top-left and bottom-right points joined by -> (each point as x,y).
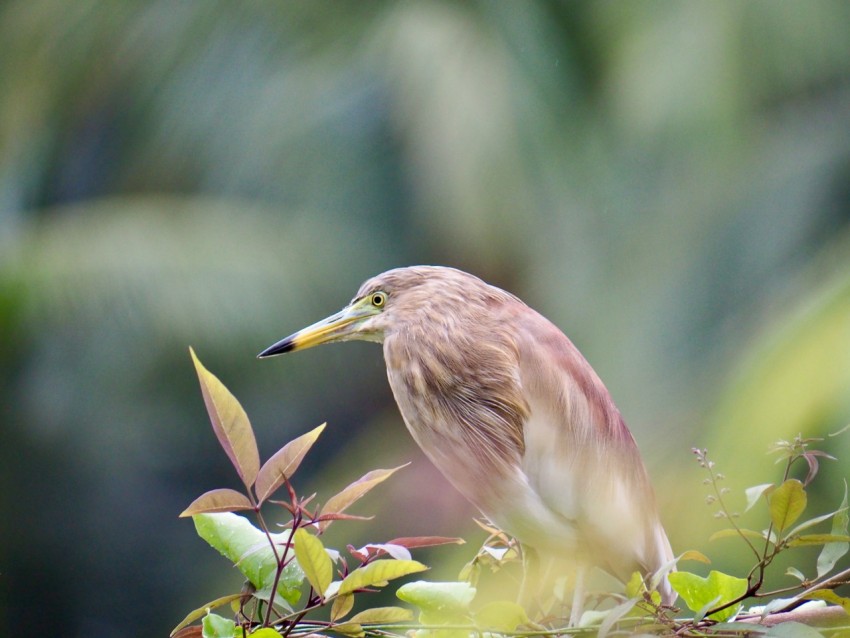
258,266 -> 510,358
257,283 -> 390,357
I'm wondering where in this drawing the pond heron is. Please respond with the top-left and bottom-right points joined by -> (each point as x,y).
259,266 -> 674,621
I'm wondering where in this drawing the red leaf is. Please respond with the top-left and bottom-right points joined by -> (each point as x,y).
387,536 -> 466,549
803,453 -> 819,486
314,513 -> 375,523
319,464 -> 408,531
254,423 -> 325,504
180,488 -> 254,517
347,544 -> 368,562
190,348 -> 260,488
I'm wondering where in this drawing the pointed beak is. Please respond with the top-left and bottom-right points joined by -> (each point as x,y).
257,300 -> 377,358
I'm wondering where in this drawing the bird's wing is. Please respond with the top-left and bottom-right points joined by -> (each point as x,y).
512,308 -> 673,581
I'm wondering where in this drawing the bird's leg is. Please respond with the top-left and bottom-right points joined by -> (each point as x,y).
568,564 -> 587,626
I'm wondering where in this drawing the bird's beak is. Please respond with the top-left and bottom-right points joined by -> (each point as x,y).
257,298 -> 378,358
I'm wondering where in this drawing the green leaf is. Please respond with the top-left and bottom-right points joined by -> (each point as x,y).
193,512 -> 303,606
709,528 -> 767,543
745,483 -> 774,512
767,479 -> 807,534
190,348 -> 260,489
457,560 -> 479,584
338,559 -> 427,595
678,549 -> 711,564
802,589 -> 850,612
693,595 -> 723,624
668,570 -> 748,622
331,623 -> 364,637
249,630 -> 283,638
319,465 -> 408,531
349,606 -> 415,624
625,572 -> 645,598
785,566 -> 806,581
398,580 -> 477,629
473,601 -> 529,631
170,593 -> 244,636
180,488 -> 254,517
788,534 -> 850,547
817,482 -> 849,578
331,593 -> 354,621
254,423 -> 325,504
396,581 -> 477,615
786,508 -> 848,538
293,528 -> 333,597
201,612 -> 235,638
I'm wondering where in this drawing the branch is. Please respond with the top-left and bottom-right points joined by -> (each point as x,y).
739,604 -> 848,628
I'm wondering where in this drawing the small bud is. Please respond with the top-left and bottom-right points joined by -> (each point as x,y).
705,495 -> 716,505
714,511 -> 727,519
732,512 -> 740,518
703,478 -> 712,485
716,473 -> 725,480
721,488 -> 731,495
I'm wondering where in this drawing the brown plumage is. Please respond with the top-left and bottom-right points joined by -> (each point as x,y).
259,266 -> 674,617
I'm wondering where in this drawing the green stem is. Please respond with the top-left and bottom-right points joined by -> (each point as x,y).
706,460 -> 761,562
702,454 -> 798,620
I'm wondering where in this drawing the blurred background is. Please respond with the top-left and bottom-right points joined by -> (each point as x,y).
2,1 -> 850,635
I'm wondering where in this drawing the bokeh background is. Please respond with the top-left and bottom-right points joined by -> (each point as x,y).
3,1 -> 850,635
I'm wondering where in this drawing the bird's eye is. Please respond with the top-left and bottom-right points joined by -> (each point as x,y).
370,292 -> 386,308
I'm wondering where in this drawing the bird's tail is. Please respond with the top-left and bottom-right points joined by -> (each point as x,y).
649,520 -> 677,606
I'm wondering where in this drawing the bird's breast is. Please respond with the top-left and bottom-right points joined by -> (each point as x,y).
382,332 -> 528,513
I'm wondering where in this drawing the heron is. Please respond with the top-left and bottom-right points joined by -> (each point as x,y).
258,266 -> 674,622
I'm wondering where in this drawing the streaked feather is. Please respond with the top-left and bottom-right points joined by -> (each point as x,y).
275,265 -> 675,605
361,267 -> 674,603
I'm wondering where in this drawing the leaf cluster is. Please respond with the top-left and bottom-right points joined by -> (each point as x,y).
664,438 -> 850,635
173,350 -> 463,638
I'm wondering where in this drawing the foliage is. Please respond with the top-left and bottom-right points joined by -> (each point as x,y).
174,350 -> 463,637
178,350 -> 850,637
662,440 -> 850,635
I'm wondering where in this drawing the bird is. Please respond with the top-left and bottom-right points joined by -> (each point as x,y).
258,265 -> 674,622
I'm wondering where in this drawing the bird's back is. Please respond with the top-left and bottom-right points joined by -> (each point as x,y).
512,305 -> 674,596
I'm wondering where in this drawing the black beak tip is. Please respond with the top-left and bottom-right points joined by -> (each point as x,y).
257,339 -> 294,359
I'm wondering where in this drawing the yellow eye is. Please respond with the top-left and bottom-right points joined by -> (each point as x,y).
370,292 -> 386,308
